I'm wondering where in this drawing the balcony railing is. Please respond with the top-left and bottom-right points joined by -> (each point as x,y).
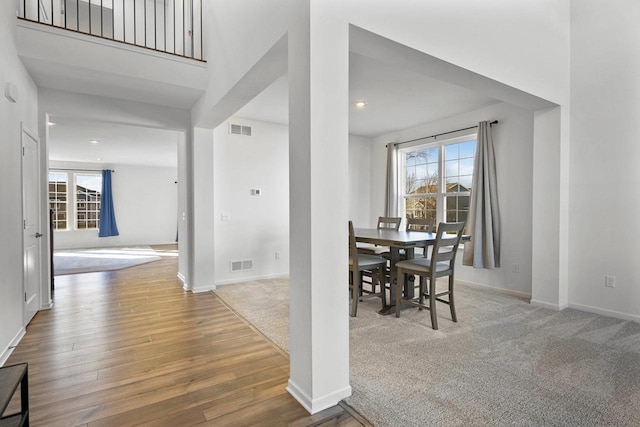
18,0 -> 205,61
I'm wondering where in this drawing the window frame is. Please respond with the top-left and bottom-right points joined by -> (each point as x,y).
398,133 -> 476,226
74,172 -> 102,231
48,170 -> 103,232
48,171 -> 69,231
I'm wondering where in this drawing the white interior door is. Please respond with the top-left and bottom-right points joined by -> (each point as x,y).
22,125 -> 41,325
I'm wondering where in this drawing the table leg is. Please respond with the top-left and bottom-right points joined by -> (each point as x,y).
378,247 -> 400,315
404,247 -> 415,299
378,246 -> 418,315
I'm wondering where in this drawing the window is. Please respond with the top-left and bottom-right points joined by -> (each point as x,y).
401,136 -> 476,229
48,172 -> 69,230
75,174 -> 102,230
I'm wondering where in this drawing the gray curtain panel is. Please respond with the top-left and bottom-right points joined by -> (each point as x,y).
385,143 -> 398,217
463,121 -> 501,268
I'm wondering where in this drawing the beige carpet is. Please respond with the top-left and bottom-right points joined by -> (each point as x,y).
53,246 -> 162,275
215,279 -> 640,427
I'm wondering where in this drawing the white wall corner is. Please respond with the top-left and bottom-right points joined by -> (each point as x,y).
286,379 -> 352,415
0,327 -> 26,366
530,299 -> 569,311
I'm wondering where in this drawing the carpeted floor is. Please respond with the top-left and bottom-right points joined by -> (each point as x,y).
215,279 -> 640,427
53,246 -> 162,275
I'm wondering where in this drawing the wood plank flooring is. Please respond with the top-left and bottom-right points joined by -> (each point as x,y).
4,245 -> 367,426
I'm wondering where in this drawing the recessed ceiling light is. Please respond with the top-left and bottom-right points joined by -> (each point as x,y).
96,157 -> 102,161
47,121 -> 56,126
354,101 -> 367,108
90,140 -> 99,144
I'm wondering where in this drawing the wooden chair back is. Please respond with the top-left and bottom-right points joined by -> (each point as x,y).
406,217 -> 435,232
348,220 -> 358,264
430,222 -> 465,277
377,216 -> 402,230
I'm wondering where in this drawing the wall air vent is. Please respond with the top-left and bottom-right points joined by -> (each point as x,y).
229,123 -> 252,136
230,259 -> 253,272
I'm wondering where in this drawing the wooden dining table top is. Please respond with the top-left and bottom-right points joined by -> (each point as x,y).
354,227 -> 470,247
354,227 -> 438,247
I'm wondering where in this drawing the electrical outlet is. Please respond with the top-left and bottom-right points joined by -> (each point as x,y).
275,251 -> 281,260
605,275 -> 615,288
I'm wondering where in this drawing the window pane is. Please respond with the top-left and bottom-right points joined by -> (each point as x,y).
405,197 -> 437,223
414,150 -> 428,166
48,171 -> 68,230
445,160 -> 458,178
445,144 -> 458,160
460,158 -> 474,176
427,147 -> 438,162
427,162 -> 438,178
75,173 -> 102,230
459,140 -> 476,158
459,175 -> 473,190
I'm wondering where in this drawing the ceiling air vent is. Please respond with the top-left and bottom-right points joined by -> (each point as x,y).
229,123 -> 252,136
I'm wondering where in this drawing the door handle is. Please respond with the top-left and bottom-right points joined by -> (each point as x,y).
35,232 -> 43,238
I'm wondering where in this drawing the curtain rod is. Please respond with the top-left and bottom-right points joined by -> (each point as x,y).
392,120 -> 499,147
50,168 -> 115,173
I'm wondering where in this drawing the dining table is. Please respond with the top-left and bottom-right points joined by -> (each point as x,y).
354,227 -> 470,315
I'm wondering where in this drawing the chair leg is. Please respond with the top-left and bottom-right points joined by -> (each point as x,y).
351,269 -> 360,317
449,274 -> 457,322
429,277 -> 438,330
418,276 -> 425,310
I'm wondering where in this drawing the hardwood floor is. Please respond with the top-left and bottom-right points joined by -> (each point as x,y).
5,245 -> 367,426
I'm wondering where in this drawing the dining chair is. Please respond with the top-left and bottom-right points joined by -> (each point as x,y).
405,217 -> 435,257
349,221 -> 388,317
357,216 -> 402,255
394,221 -> 465,329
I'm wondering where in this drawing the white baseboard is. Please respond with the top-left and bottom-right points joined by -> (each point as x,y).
286,379 -> 352,414
569,302 -> 640,323
177,272 -> 190,291
190,283 -> 216,293
456,279 -> 532,301
530,299 -> 569,311
41,299 -> 53,310
216,273 -> 289,287
1,328 -> 26,366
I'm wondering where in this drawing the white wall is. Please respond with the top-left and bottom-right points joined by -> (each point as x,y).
0,1 -> 39,363
50,161 -> 178,249
369,102 -> 534,296
213,118 -> 290,284
348,134 -> 373,228
568,0 -> 640,321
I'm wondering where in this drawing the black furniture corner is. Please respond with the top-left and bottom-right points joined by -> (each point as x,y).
0,362 -> 29,427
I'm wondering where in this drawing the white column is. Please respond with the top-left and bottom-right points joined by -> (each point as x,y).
190,127 -> 216,293
531,106 -> 569,309
177,129 -> 190,288
286,0 -> 351,414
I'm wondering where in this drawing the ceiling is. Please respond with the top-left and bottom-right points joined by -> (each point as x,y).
234,52 -> 499,138
45,52 -> 499,167
48,118 -> 179,168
